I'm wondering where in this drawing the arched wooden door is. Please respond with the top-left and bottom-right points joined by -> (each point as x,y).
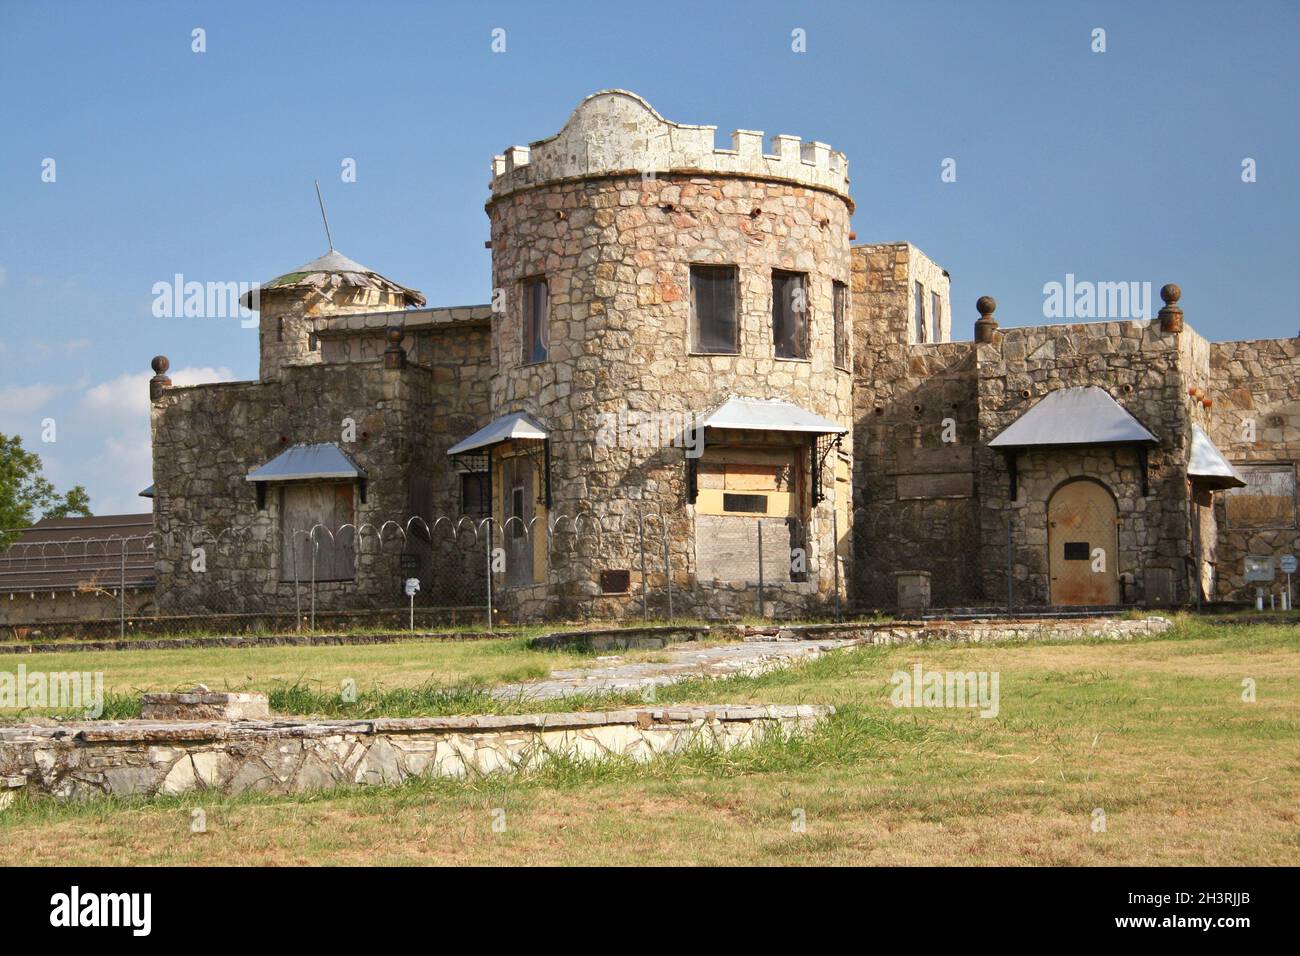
1047,479 -> 1119,605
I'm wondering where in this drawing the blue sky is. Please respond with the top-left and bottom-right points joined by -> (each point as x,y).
1,0 -> 1297,515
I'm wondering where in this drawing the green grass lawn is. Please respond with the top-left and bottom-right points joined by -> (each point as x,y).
1,618 -> 1296,865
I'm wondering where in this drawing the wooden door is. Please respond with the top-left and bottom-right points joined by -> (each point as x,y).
503,457 -> 534,588
1048,479 -> 1119,605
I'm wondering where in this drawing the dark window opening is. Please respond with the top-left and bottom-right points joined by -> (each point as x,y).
931,291 -> 943,343
600,569 -> 631,594
690,265 -> 738,353
772,271 -> 808,359
460,472 -> 489,518
509,486 -> 526,537
523,277 -> 549,364
723,492 -> 768,514
833,280 -> 848,369
914,281 -> 926,342
1063,542 -> 1090,561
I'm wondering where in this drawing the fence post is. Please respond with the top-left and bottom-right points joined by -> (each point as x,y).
120,539 -> 126,640
660,519 -> 673,621
292,533 -> 301,633
639,515 -> 648,621
757,520 -> 765,619
485,520 -> 494,630
310,535 -> 317,631
832,509 -> 842,622
1006,509 -> 1014,615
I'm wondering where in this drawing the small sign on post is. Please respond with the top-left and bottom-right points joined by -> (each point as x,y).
404,577 -> 420,631
1281,555 -> 1297,611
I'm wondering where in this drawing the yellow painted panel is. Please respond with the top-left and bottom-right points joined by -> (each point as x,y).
725,464 -> 781,491
695,488 -> 795,518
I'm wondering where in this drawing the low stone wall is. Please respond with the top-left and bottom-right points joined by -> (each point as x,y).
0,605 -> 487,643
737,615 -> 1175,644
528,623 -> 718,651
0,704 -> 831,801
0,629 -> 503,656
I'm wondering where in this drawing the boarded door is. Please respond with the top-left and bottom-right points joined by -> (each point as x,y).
503,457 -> 534,588
1047,479 -> 1119,605
280,483 -> 356,581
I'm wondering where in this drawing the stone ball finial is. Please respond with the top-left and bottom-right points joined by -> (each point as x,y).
974,296 -> 999,343
1158,282 -> 1184,333
149,355 -> 172,402
383,325 -> 407,369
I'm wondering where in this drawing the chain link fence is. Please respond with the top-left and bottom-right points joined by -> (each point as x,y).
0,510 -> 845,639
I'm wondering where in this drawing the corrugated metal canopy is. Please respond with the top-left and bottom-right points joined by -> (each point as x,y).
699,396 -> 848,435
988,386 -> 1158,449
1188,425 -> 1246,489
245,443 -> 366,483
447,412 -> 549,456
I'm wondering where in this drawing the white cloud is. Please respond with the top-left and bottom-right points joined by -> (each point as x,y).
76,365 -> 233,513
0,382 -> 62,416
81,366 -> 232,425
0,382 -> 67,438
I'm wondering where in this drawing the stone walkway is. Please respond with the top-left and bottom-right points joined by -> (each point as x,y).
490,638 -> 861,701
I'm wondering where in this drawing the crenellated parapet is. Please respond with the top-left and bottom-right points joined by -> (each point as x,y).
489,89 -> 851,205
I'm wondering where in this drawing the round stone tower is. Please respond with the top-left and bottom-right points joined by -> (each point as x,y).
484,90 -> 855,618
242,249 -> 425,379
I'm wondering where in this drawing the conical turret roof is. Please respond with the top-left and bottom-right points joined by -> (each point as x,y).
240,249 -> 425,309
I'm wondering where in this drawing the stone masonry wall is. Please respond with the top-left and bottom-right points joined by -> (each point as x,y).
976,320 -> 1194,606
1207,337 -> 1300,600
850,243 -> 977,609
487,170 -> 853,619
149,361 -> 434,613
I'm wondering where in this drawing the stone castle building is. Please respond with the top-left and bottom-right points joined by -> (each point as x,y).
145,90 -> 1300,620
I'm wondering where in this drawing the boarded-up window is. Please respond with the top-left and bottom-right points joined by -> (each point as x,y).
690,265 -> 738,353
523,277 -> 549,364
772,271 -> 808,359
1225,464 -> 1297,529
280,483 -> 356,582
833,281 -> 848,369
695,450 -> 797,517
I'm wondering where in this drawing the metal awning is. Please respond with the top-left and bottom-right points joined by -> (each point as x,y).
447,412 -> 549,456
698,396 -> 848,435
989,386 -> 1158,448
139,485 -> 155,498
1188,425 -> 1246,489
245,443 -> 366,482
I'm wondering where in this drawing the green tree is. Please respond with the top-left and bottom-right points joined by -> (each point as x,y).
0,433 -> 93,537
